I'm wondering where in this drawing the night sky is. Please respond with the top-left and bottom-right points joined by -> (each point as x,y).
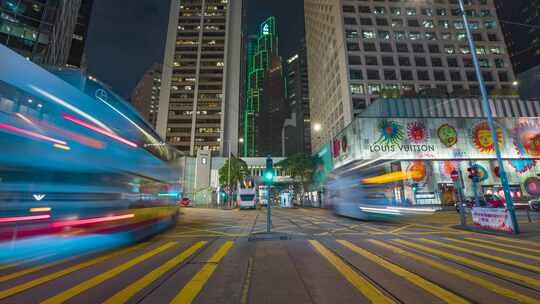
85,0 -> 304,99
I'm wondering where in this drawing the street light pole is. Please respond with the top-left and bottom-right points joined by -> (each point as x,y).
458,0 -> 519,233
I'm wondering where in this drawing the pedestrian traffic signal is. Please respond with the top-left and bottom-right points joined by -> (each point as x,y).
411,183 -> 418,193
264,156 -> 274,184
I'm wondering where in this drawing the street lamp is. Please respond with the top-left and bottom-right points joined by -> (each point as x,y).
458,0 -> 519,233
313,123 -> 322,133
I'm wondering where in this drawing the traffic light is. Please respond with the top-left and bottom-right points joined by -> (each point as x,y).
263,156 -> 274,184
411,183 -> 418,193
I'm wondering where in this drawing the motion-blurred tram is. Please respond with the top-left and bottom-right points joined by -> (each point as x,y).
326,160 -> 437,221
0,45 -> 182,261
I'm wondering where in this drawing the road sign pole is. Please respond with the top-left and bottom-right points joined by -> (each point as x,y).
267,184 -> 271,233
459,0 -> 519,234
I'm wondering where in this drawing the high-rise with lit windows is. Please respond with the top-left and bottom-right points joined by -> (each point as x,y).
0,0 -> 93,68
157,0 -> 242,156
131,63 -> 162,128
304,0 -> 516,151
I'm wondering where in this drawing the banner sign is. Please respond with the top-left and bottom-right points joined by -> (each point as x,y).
471,208 -> 514,233
353,117 -> 540,161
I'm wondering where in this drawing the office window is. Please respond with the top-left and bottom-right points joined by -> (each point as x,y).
428,44 -> 440,53
350,69 -> 363,80
401,70 -> 414,80
398,56 -> 411,66
417,70 -> 430,81
415,57 -> 427,66
380,42 -> 393,52
412,43 -> 425,52
447,57 -> 459,67
434,71 -> 446,81
384,70 -> 397,80
376,18 -> 389,26
382,56 -> 395,66
360,17 -> 373,25
364,42 -> 377,51
367,70 -> 380,80
396,43 -> 409,52
348,55 -> 362,65
450,71 -> 462,81
365,56 -> 379,65
344,17 -> 357,25
431,57 -> 443,67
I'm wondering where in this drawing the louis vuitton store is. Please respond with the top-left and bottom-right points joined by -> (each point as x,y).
330,116 -> 540,207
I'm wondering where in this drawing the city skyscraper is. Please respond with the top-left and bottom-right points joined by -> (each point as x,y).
495,0 -> 540,74
0,0 -> 93,68
244,17 -> 288,157
157,0 -> 242,156
131,63 -> 162,128
304,0 -> 516,151
284,40 -> 311,155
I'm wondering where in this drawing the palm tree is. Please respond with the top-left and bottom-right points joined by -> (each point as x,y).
219,155 -> 249,189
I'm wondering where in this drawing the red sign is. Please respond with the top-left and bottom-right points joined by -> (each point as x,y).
450,170 -> 459,182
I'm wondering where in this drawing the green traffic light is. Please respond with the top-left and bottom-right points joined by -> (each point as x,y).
265,171 -> 274,181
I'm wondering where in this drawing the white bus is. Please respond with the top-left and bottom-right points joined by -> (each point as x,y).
238,179 -> 257,209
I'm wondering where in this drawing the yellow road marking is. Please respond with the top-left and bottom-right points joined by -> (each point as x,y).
41,242 -> 176,304
104,241 -> 206,304
418,238 -> 540,273
0,255 -> 77,284
387,224 -> 414,234
309,240 -> 395,304
489,236 -> 540,247
464,237 -> 540,254
170,241 -> 233,304
445,238 -> 540,261
369,240 -> 540,304
337,240 -> 469,304
394,239 -> 540,288
0,243 -> 146,300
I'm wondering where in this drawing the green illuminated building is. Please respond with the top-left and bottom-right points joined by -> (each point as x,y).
244,16 -> 287,157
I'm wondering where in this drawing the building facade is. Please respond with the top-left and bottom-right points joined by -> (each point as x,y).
304,0 -> 516,151
157,0 -> 242,156
0,0 -> 93,68
131,63 -> 162,128
284,40 -> 312,155
244,17 -> 288,157
495,0 -> 540,74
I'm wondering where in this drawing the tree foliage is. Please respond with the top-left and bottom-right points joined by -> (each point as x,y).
219,156 -> 249,188
276,153 -> 316,188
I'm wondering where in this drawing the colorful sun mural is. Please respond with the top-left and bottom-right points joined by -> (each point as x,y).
471,164 -> 489,182
375,119 -> 404,146
508,159 -> 536,173
437,124 -> 458,148
525,177 -> 540,196
472,122 -> 504,153
407,161 -> 427,182
439,160 -> 458,177
407,121 -> 429,143
513,122 -> 540,158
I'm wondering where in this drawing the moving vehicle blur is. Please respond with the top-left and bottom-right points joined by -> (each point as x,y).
0,45 -> 183,262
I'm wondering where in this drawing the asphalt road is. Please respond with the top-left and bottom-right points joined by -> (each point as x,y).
1,207 -> 539,304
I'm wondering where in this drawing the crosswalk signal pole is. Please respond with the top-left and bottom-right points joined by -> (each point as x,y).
459,0 -> 519,233
264,156 -> 274,233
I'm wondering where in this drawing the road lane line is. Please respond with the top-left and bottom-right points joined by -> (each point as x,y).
418,238 -> 540,273
0,243 -> 146,300
0,255 -> 78,284
104,241 -> 206,304
393,239 -> 540,289
337,240 -> 469,304
489,236 -> 540,247
41,242 -> 177,304
445,238 -> 540,261
369,240 -> 540,304
464,237 -> 540,254
387,224 -> 414,234
170,241 -> 233,304
308,240 -> 396,304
